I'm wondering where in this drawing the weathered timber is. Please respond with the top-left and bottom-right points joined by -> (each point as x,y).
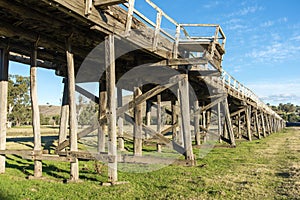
30,44 -> 42,178
58,79 -> 69,145
133,86 -> 143,156
105,34 -> 118,183
222,98 -> 236,146
156,95 -> 162,152
98,80 -> 107,153
0,48 -> 8,174
66,37 -> 79,181
178,74 -> 194,162
194,101 -> 201,145
117,87 -> 125,151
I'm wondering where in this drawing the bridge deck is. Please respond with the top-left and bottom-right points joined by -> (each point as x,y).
0,0 -> 284,183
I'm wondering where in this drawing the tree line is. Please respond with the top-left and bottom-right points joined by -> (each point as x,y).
267,103 -> 300,122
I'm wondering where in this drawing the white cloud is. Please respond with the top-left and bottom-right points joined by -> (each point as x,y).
246,41 -> 300,63
246,81 -> 300,105
227,6 -> 263,17
260,20 -> 274,27
203,1 -> 220,9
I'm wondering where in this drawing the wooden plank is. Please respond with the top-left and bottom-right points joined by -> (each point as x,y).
117,88 -> 124,151
178,75 -> 194,162
105,34 -> 118,183
98,80 -> 106,153
30,44 -> 42,178
66,37 -> 79,181
0,48 -> 8,174
134,86 -> 143,156
22,155 -> 76,163
94,0 -> 128,7
58,79 -> 69,145
194,101 -> 200,145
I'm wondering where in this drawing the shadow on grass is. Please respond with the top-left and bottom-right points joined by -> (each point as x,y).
0,191 -> 16,200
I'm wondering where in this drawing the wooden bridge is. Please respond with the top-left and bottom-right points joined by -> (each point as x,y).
0,0 -> 285,183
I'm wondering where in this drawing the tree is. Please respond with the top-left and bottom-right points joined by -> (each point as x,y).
8,75 -> 31,126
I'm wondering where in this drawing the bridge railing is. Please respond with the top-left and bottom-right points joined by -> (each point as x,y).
123,0 -> 225,53
221,70 -> 281,119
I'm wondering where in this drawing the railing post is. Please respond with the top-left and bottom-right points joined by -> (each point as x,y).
153,10 -> 162,51
124,0 -> 135,36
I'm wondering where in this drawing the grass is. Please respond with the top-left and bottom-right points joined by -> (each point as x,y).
0,127 -> 300,199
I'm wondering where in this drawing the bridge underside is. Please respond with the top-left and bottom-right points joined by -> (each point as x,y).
0,0 -> 284,183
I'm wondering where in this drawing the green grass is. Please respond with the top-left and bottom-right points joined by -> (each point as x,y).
1,128 -> 300,199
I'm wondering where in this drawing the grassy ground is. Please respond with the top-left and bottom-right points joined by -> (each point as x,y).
0,127 -> 300,200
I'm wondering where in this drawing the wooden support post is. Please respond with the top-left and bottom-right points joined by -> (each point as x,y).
0,48 -> 8,174
194,101 -> 200,146
156,95 -> 162,153
105,34 -> 117,183
202,110 -> 207,142
134,86 -> 143,156
177,89 -> 184,146
58,78 -> 69,145
265,114 -> 271,135
238,112 -> 242,139
98,80 -> 106,153
217,102 -> 222,142
30,44 -> 42,178
246,106 -> 252,141
117,88 -> 124,151
171,100 -> 178,142
153,10 -> 162,51
145,100 -> 151,139
178,75 -> 194,162
222,99 -> 236,146
261,112 -> 266,137
255,110 -> 261,139
66,37 -> 79,181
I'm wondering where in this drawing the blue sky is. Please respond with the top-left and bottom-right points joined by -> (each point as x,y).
9,0 -> 300,105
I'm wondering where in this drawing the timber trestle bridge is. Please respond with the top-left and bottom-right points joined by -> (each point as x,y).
0,0 -> 284,183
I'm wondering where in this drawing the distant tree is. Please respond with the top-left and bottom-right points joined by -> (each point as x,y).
8,75 -> 31,126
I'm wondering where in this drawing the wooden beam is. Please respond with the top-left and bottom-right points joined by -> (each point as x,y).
98,80 -> 106,153
156,95 -> 162,153
194,101 -> 200,145
66,37 -> 79,181
178,75 -> 194,162
194,95 -> 226,116
171,100 -> 178,142
75,85 -> 99,104
145,100 -> 152,139
30,44 -> 42,178
246,106 -> 252,141
230,107 -> 246,117
94,0 -> 128,7
124,0 -> 135,36
116,75 -> 182,118
217,102 -> 222,142
0,48 -> 8,174
168,57 -> 208,66
254,110 -> 261,139
222,98 -> 236,146
117,88 -> 124,151
153,10 -> 162,51
58,79 -> 69,146
134,86 -> 143,156
105,34 -> 118,183
238,113 -> 242,139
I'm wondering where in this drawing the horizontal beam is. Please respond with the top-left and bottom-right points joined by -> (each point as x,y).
168,57 -> 208,66
94,0 -> 128,7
